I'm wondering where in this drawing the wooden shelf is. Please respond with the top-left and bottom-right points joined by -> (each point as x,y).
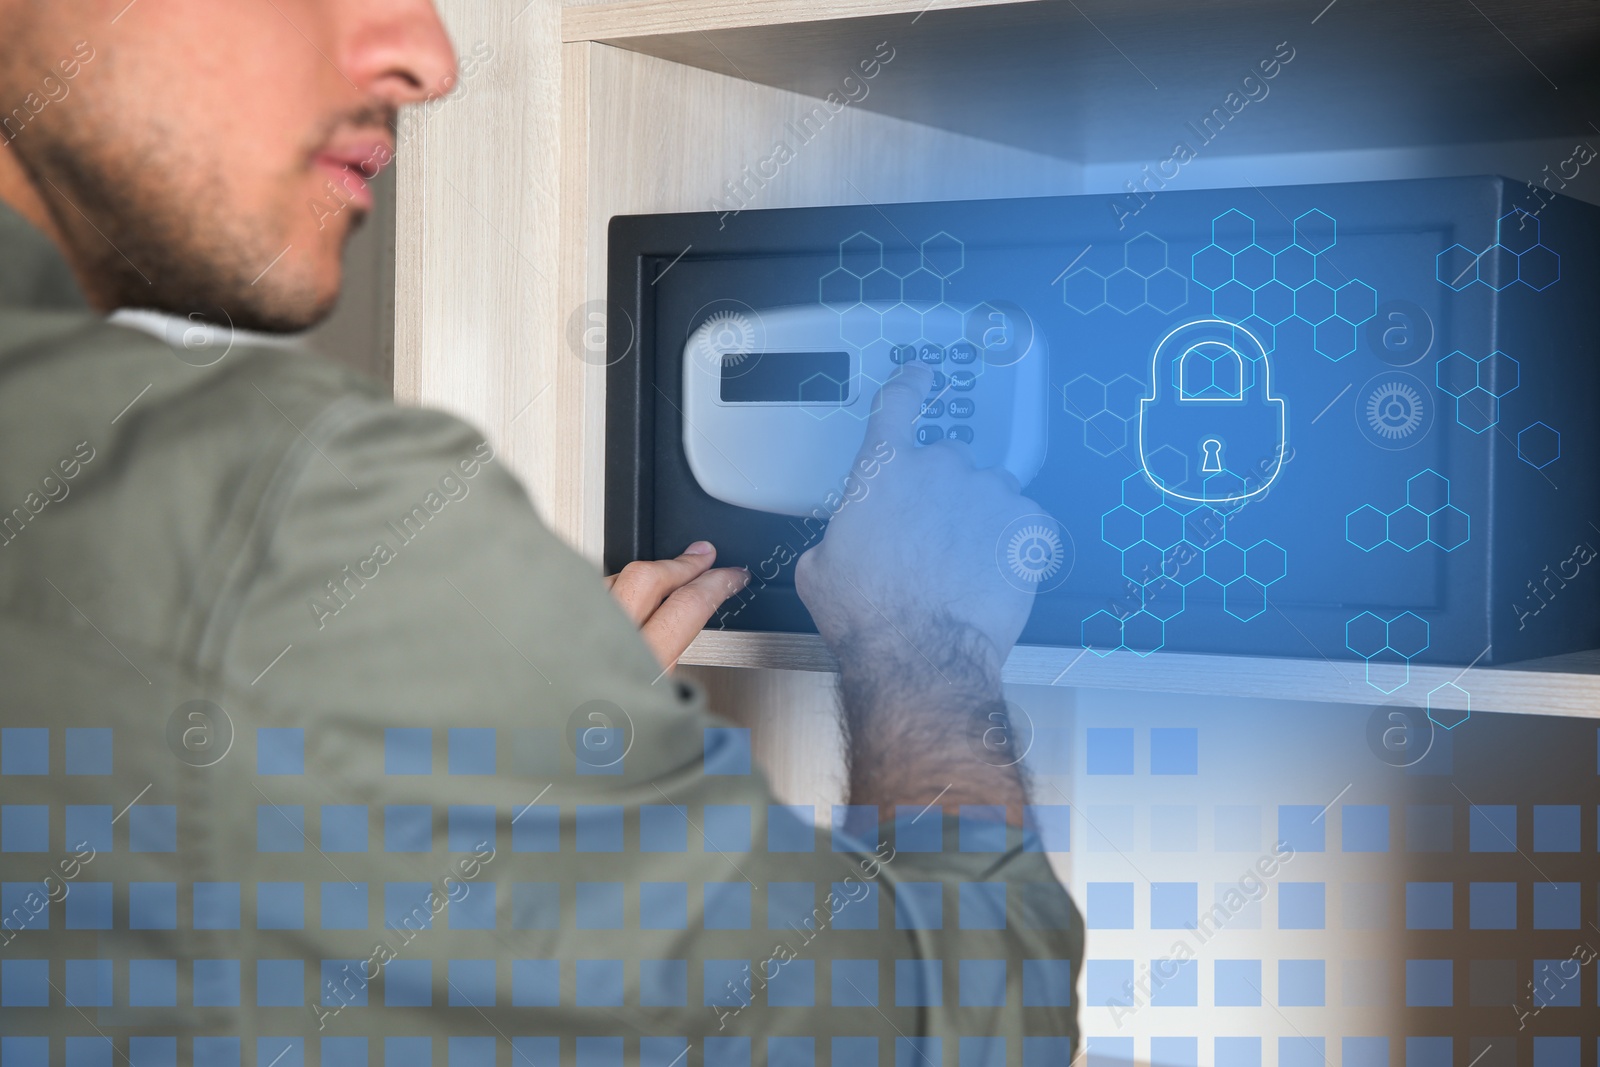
682,631 -> 1600,718
549,0 -> 1600,718
562,0 -> 1026,40
565,0 -> 1600,162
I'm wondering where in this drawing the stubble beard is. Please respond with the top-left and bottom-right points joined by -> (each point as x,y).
25,111 -> 350,334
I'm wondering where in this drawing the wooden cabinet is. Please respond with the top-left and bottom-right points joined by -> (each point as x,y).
392,1 -> 1600,1055
396,0 -> 1600,771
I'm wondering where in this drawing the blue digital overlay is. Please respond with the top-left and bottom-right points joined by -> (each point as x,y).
624,175 -> 1600,665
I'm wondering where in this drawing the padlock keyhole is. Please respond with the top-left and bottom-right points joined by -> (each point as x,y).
1200,438 -> 1224,473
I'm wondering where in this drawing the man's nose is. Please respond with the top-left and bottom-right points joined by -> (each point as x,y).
341,0 -> 460,109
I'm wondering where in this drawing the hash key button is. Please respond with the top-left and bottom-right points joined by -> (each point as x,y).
945,425 -> 974,444
947,398 -> 975,418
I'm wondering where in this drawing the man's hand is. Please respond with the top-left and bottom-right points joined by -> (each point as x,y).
796,361 -> 1040,675
795,361 -> 1055,820
606,543 -> 749,671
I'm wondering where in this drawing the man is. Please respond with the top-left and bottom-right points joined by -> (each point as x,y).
0,1 -> 1082,1063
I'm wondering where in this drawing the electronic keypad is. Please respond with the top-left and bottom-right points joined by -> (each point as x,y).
680,301 -> 1049,516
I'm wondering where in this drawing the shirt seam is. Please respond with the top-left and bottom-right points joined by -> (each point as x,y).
187,392 -> 381,687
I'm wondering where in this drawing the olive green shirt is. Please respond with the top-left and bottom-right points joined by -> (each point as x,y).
0,204 -> 1082,1064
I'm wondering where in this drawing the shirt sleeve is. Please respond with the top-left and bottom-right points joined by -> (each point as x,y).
210,385 -> 1084,1058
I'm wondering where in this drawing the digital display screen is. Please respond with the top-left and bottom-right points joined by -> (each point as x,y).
720,351 -> 851,404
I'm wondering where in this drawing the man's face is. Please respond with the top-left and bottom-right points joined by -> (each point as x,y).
0,0 -> 456,331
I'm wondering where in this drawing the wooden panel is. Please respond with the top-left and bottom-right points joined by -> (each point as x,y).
679,664 -> 847,806
557,33 -> 606,552
568,0 -> 1600,162
395,0 -> 567,523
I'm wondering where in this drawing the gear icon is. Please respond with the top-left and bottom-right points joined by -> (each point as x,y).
1366,381 -> 1424,439
695,310 -> 755,368
1007,524 -> 1065,583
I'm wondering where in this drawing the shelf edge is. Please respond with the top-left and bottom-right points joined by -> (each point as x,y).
562,0 -> 1042,43
679,631 -> 1600,717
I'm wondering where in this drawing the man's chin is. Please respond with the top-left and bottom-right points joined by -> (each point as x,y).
230,290 -> 341,335
201,249 -> 346,335
116,280 -> 342,338
224,227 -> 353,333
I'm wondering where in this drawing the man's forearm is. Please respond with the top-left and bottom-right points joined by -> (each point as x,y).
835,616 -> 1030,823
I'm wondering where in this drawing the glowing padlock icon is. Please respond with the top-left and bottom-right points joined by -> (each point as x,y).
1137,318 -> 1287,504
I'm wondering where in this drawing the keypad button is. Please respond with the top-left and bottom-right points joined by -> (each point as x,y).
890,343 -> 918,365
928,371 -> 949,393
949,370 -> 976,391
947,397 -> 975,419
947,341 -> 978,364
918,343 -> 944,364
945,425 -> 974,444
915,425 -> 944,446
919,399 -> 946,419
